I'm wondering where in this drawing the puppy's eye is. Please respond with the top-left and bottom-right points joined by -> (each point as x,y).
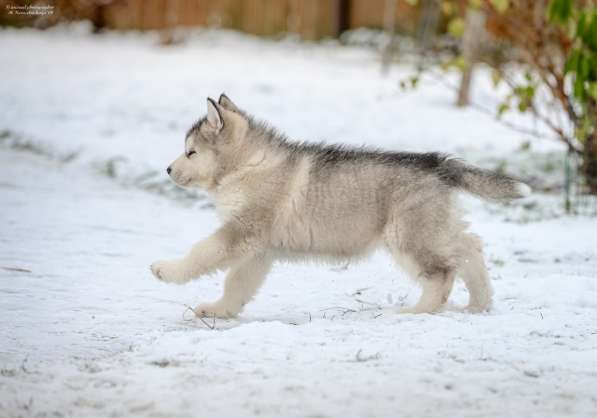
186,151 -> 197,158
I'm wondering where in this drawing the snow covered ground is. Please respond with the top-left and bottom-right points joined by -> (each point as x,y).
1,25 -> 597,418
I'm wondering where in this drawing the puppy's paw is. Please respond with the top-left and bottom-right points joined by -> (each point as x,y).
465,303 -> 491,314
398,306 -> 432,315
150,259 -> 189,284
194,301 -> 240,319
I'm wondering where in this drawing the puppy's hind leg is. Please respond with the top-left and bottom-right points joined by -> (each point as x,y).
399,269 -> 455,314
385,228 -> 455,314
195,255 -> 273,319
458,234 -> 493,313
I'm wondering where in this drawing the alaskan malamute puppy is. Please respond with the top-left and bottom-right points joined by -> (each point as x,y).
151,94 -> 530,317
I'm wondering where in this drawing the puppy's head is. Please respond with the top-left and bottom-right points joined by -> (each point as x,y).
167,94 -> 248,190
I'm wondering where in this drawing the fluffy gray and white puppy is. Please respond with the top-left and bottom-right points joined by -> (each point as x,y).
151,94 -> 530,317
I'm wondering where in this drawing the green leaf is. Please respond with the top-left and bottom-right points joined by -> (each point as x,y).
491,69 -> 502,87
442,56 -> 467,71
547,0 -> 573,24
519,141 -> 531,151
579,53 -> 590,80
576,11 -> 587,37
497,102 -> 510,118
517,101 -> 529,112
589,82 -> 597,100
547,0 -> 558,22
574,116 -> 593,142
583,10 -> 597,50
573,75 -> 585,100
442,2 -> 455,16
489,0 -> 509,14
564,49 -> 579,75
524,71 -> 533,82
468,0 -> 482,10
448,17 -> 465,38
410,76 -> 419,88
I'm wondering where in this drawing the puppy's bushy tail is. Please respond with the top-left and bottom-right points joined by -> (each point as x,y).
441,158 -> 531,200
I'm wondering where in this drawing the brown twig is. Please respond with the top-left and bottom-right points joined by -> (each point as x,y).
182,304 -> 216,329
424,69 -> 558,141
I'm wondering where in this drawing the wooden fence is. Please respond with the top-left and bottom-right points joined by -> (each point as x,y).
104,0 -> 419,38
1,0 -> 420,39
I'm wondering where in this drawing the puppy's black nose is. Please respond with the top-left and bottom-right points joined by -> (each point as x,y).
166,166 -> 172,175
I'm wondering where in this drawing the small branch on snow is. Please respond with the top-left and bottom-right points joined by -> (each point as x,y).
348,287 -> 372,296
320,306 -> 357,315
1,266 -> 32,273
182,305 -> 216,330
196,313 -> 217,330
354,298 -> 379,307
20,356 -> 32,374
182,305 -> 196,322
352,349 -> 381,363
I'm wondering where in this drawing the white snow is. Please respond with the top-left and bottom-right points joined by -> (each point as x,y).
1,25 -> 596,418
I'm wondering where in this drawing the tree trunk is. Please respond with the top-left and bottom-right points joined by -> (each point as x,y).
457,64 -> 474,107
416,0 -> 441,71
457,8 -> 485,107
381,0 -> 397,74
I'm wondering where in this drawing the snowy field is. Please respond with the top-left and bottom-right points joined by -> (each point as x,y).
1,25 -> 597,418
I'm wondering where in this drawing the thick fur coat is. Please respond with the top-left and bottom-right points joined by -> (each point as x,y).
151,95 -> 530,317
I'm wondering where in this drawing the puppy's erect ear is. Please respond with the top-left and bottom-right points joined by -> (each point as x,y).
218,93 -> 241,114
206,98 -> 223,131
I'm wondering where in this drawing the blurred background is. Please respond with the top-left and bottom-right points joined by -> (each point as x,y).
1,0 -> 595,210
3,0 -> 423,38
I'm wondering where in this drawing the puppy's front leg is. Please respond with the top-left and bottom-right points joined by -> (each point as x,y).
195,255 -> 273,318
151,224 -> 254,284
